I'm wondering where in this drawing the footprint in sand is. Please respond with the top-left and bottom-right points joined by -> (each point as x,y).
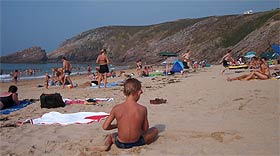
190,131 -> 242,143
232,97 -> 244,101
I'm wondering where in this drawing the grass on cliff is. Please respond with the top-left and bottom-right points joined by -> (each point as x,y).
220,10 -> 279,48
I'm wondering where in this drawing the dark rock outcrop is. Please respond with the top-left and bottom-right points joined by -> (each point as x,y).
0,46 -> 47,63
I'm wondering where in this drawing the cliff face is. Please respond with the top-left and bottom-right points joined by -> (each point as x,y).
3,10 -> 279,65
0,46 -> 47,63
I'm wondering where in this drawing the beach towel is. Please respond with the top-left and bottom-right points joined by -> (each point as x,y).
90,82 -> 120,88
93,98 -> 114,102
64,99 -> 86,104
0,101 -> 32,115
63,98 -> 114,104
23,111 -> 109,125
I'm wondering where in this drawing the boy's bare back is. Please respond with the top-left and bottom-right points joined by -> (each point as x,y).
94,78 -> 158,151
112,101 -> 148,143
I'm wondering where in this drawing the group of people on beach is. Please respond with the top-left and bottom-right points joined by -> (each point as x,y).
1,80 -> 159,152
43,48 -> 117,89
220,49 -> 271,81
136,59 -> 154,77
1,48 -> 160,151
45,57 -> 74,89
2,47 -> 278,152
226,56 -> 271,81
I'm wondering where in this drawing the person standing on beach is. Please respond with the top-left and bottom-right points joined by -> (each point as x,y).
96,49 -> 110,88
91,78 -> 158,151
183,49 -> 191,60
182,49 -> 192,69
13,70 -> 19,85
62,57 -> 73,88
220,49 -> 235,73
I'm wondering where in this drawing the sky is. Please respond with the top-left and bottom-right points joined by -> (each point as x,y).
1,0 -> 279,56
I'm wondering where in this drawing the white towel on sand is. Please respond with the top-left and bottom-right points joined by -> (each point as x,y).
29,111 -> 109,125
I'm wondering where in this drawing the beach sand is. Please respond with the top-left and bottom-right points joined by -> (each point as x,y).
0,65 -> 279,156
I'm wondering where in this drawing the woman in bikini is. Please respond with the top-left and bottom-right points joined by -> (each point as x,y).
0,85 -> 20,110
227,57 -> 270,81
96,49 -> 110,88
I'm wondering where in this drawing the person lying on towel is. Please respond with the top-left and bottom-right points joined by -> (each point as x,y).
0,85 -> 20,110
91,78 -> 158,151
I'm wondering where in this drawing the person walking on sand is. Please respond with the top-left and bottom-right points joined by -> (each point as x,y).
62,56 -> 73,88
96,49 -> 110,88
91,78 -> 158,151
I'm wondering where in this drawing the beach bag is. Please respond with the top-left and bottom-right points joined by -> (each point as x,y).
40,93 -> 65,108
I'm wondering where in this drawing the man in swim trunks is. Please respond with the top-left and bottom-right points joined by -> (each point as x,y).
0,85 -> 20,110
92,78 -> 158,151
62,57 -> 73,88
96,49 -> 110,88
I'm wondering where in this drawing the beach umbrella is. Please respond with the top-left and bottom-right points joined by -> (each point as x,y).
159,52 -> 178,57
161,57 -> 177,64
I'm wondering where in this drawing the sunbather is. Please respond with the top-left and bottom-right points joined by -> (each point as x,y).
0,85 -> 20,110
227,57 -> 270,81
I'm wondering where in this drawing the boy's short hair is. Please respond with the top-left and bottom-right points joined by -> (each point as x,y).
123,78 -> 141,96
8,85 -> 18,93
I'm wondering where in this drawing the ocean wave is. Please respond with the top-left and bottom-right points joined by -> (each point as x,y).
0,74 -> 11,79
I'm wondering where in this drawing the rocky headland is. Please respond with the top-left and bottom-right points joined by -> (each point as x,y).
1,9 -> 279,65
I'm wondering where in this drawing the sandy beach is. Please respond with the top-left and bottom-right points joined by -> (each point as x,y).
0,65 -> 279,156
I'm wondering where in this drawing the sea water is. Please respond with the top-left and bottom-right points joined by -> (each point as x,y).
0,63 -> 120,82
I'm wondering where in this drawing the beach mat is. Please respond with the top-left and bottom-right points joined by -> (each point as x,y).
22,111 -> 109,125
228,64 -> 248,70
0,101 -> 32,115
64,98 -> 114,104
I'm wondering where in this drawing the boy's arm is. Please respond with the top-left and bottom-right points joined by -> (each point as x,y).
62,61 -> 66,70
96,56 -> 100,64
102,109 -> 117,130
106,56 -> 110,64
142,107 -> 149,132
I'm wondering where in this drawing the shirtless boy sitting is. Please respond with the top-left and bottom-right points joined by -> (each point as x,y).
93,78 -> 158,151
